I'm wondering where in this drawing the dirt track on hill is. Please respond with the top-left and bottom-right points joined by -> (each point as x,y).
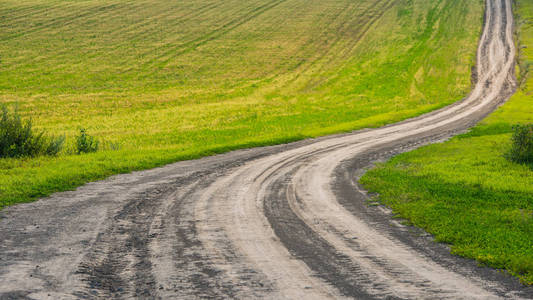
1,0 -> 532,299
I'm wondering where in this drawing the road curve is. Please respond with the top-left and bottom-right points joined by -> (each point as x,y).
1,0 -> 532,299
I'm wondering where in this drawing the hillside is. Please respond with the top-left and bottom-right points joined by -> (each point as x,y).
0,0 -> 482,208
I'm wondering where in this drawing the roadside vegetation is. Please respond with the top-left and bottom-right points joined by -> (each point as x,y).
507,124 -> 533,165
361,0 -> 533,285
0,0 -> 483,209
0,105 -> 64,158
75,128 -> 99,155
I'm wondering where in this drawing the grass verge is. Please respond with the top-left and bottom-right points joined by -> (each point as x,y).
361,0 -> 533,285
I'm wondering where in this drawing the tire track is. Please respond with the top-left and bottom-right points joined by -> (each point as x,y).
186,0 -> 527,298
0,2 -> 138,42
287,0 -> 398,85
144,0 -> 289,70
0,0 -> 532,299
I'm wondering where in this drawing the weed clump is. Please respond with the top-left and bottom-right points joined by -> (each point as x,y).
0,105 -> 64,158
75,128 -> 99,154
506,124 -> 533,164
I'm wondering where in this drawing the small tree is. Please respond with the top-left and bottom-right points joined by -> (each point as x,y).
75,128 -> 99,154
506,124 -> 533,164
0,105 -> 63,158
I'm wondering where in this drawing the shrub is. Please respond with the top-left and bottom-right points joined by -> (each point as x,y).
0,105 -> 64,158
75,128 -> 99,154
506,124 -> 533,164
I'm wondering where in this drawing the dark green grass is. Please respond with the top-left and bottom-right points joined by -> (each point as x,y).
361,0 -> 533,284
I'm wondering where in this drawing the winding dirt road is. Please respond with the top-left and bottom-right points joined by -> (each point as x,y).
1,0 -> 532,299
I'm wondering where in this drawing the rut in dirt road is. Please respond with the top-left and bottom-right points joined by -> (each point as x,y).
0,0 -> 532,299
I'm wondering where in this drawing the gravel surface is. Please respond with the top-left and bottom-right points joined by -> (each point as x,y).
1,0 -> 532,299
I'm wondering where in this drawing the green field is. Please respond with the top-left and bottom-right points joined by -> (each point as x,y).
0,0 -> 483,208
362,0 -> 533,285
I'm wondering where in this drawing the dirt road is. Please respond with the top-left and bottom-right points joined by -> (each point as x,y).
0,0 -> 531,299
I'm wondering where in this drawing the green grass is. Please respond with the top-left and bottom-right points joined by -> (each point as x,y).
361,0 -> 533,285
0,0 -> 483,208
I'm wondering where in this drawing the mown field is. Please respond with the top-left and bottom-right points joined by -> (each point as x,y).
0,0 -> 483,208
362,0 -> 533,285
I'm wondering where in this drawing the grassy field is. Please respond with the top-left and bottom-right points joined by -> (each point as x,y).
361,0 -> 533,285
0,0 -> 483,208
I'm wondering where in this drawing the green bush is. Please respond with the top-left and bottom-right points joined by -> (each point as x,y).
0,105 -> 64,158
506,124 -> 533,164
75,128 -> 99,154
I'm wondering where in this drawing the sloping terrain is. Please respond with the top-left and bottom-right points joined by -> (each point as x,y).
0,0 -> 482,209
0,0 -> 531,298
